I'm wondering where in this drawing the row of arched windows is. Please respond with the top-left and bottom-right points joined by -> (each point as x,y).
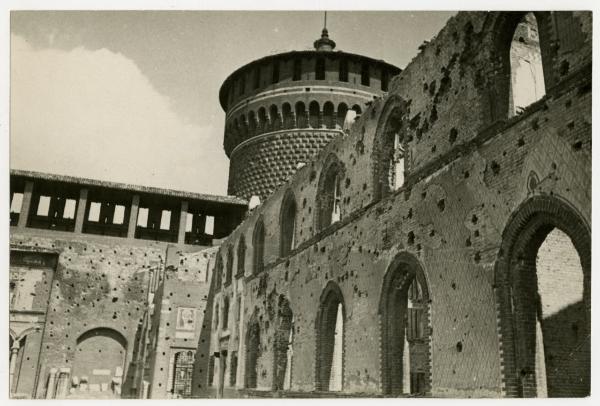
217,197 -> 590,397
227,102 -> 363,144
239,254 -> 432,394
217,158 -> 346,290
369,12 -> 549,201
221,11 -> 550,287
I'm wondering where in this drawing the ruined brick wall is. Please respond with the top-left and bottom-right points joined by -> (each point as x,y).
146,247 -> 216,398
9,226 -> 223,399
9,250 -> 57,397
197,11 -> 591,398
10,228 -> 166,398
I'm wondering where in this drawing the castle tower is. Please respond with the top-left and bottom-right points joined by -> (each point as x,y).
219,24 -> 400,201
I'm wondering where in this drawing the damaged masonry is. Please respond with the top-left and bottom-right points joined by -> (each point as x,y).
9,10 -> 591,399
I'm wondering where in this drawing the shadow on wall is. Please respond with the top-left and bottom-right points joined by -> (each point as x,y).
541,301 -> 589,397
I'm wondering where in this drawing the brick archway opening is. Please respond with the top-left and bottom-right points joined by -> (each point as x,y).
73,328 -> 127,393
315,281 -> 345,392
379,253 -> 431,397
495,196 -> 590,397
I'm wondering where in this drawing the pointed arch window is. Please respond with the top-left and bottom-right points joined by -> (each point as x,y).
252,219 -> 265,275
236,235 -> 246,278
509,12 -> 546,116
380,254 -> 431,396
280,191 -> 297,257
389,133 -> 405,191
316,155 -> 344,232
225,246 -> 234,286
316,282 -> 345,392
372,97 -> 410,201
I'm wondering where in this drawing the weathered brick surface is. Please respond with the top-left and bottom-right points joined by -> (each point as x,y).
9,227 -> 217,399
197,11 -> 591,398
228,130 -> 341,200
10,229 -> 162,398
145,247 -> 216,398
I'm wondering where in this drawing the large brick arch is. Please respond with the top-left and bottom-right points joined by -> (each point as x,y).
73,327 -> 128,387
494,196 -> 590,397
315,281 -> 346,392
378,252 -> 431,396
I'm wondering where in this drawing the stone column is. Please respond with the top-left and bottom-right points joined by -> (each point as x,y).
17,181 -> 34,228
45,368 -> 58,399
74,188 -> 88,233
177,201 -> 189,245
9,342 -> 20,394
127,195 -> 140,239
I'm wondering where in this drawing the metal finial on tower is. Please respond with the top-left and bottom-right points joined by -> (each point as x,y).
314,11 -> 336,51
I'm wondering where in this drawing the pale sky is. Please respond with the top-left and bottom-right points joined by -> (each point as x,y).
10,11 -> 456,196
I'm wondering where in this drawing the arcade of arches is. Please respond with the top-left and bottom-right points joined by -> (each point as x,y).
203,9 -> 590,398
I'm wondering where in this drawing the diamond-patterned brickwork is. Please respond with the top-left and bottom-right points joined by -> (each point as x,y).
228,130 -> 342,201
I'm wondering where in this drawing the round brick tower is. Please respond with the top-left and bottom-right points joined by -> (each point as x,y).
219,27 -> 401,201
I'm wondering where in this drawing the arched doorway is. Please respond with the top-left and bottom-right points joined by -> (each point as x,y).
315,281 -> 344,392
73,328 -> 127,390
379,253 -> 431,396
496,197 -> 590,397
